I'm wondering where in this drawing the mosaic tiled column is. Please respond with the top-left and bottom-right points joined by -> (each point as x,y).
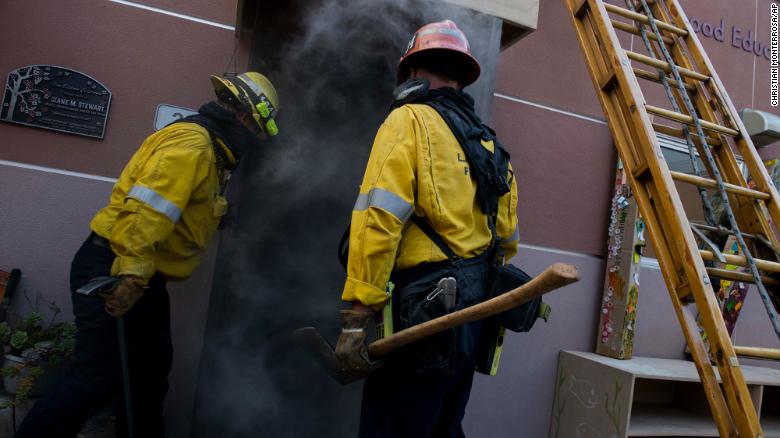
596,160 -> 646,359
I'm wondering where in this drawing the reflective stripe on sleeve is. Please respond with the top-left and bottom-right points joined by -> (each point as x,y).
353,188 -> 413,223
128,185 -> 182,223
499,225 -> 520,244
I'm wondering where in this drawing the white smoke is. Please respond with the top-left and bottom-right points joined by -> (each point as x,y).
191,2 -> 500,437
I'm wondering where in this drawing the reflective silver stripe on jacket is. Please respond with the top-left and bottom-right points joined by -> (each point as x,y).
128,185 -> 182,223
353,188 -> 413,222
499,225 -> 520,244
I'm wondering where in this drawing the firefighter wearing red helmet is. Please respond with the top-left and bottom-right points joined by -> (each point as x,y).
397,19 -> 481,86
336,20 -> 529,437
16,72 -> 279,438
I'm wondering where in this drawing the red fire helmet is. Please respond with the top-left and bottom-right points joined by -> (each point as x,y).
397,19 -> 481,86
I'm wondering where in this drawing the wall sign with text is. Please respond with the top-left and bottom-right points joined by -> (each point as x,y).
1,65 -> 111,139
689,16 -> 772,61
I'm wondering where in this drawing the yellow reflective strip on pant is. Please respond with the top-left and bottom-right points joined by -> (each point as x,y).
128,185 -> 182,223
500,225 -> 520,244
353,188 -> 413,223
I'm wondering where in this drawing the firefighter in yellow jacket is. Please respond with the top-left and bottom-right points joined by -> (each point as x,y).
16,72 -> 279,438
336,21 -> 520,437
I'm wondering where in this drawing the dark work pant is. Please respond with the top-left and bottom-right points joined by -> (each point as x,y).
15,235 -> 173,438
358,359 -> 477,438
359,260 -> 488,438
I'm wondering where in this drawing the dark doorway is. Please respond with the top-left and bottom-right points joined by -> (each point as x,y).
192,2 -> 501,436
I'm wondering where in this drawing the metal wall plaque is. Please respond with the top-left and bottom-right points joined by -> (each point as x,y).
1,65 -> 111,139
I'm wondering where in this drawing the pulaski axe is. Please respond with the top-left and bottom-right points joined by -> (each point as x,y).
298,263 -> 579,384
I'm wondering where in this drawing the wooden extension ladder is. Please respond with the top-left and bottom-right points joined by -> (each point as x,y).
564,0 -> 780,436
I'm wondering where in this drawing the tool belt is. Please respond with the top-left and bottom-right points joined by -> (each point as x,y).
389,216 -> 492,375
393,215 -> 545,375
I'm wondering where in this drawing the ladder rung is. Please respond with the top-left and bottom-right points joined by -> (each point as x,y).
628,0 -> 656,7
613,20 -> 675,45
670,171 -> 770,200
633,162 -> 650,179
646,105 -> 740,136
734,346 -> 780,361
604,3 -> 688,37
634,68 -> 694,91
706,267 -> 780,286
692,223 -> 780,257
653,123 -> 722,146
626,51 -> 709,82
699,250 -> 780,274
676,282 -> 692,299
600,71 -> 619,91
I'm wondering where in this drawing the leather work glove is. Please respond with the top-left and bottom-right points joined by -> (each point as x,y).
335,309 -> 383,378
100,276 -> 145,318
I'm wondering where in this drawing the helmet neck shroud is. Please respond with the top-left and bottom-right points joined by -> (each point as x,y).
174,101 -> 262,170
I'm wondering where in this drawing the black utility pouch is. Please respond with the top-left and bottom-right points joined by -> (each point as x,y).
393,216 -> 493,374
490,263 -> 542,333
395,267 -> 470,374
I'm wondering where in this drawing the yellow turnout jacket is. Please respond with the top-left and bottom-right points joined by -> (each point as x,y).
342,103 -> 519,308
91,122 -> 227,284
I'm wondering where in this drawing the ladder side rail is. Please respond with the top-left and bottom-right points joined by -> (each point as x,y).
639,179 -> 739,436
651,0 -> 780,342
624,5 -> 760,251
637,0 -> 780,343
576,0 -> 711,297
607,87 -> 649,177
634,4 -> 777,433
648,1 -> 780,253
583,0 -> 710,296
641,2 -> 747,183
566,1 -> 739,434
579,0 -> 674,192
576,2 -> 645,171
579,6 -> 650,174
621,0 -> 717,226
575,0 -> 694,296
626,0 -> 762,314
654,0 -> 746,137
625,7 -> 769,280
662,0 -> 780,235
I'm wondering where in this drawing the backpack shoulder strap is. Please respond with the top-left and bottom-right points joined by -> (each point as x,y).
410,215 -> 461,262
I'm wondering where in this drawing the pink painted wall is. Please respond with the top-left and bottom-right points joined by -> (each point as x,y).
0,0 -> 239,176
0,1 -> 242,436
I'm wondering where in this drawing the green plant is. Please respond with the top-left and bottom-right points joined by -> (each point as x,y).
0,302 -> 76,408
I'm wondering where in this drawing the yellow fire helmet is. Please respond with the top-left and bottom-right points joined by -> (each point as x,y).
210,71 -> 280,136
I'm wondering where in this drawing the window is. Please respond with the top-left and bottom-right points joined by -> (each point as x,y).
640,134 -> 745,261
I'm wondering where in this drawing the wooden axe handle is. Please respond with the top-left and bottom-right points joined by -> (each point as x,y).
368,263 -> 579,358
